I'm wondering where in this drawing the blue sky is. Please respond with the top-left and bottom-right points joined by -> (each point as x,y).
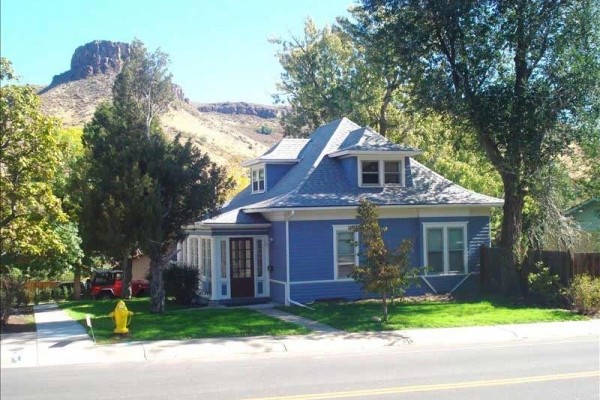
1,0 -> 352,104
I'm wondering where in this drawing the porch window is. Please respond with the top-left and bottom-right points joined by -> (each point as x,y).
252,167 -> 265,193
334,226 -> 358,280
423,223 -> 467,275
190,238 -> 199,267
201,238 -> 212,278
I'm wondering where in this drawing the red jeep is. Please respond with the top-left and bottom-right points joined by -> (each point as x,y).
90,270 -> 150,300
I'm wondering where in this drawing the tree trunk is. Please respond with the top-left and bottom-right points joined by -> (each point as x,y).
149,249 -> 165,313
499,172 -> 526,269
122,254 -> 133,299
73,265 -> 81,300
382,292 -> 388,322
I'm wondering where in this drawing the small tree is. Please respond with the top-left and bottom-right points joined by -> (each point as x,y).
350,199 -> 419,322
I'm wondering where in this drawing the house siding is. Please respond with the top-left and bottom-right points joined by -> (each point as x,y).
270,280 -> 286,303
340,157 -> 358,185
266,164 -> 294,190
269,221 -> 287,282
284,215 -> 490,301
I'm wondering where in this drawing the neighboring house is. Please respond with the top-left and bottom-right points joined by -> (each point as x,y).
178,118 -> 503,305
565,198 -> 600,252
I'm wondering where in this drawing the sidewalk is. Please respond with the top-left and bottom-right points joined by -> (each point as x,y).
1,304 -> 599,369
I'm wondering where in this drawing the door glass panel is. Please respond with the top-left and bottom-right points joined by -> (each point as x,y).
256,239 -> 263,278
427,228 -> 444,274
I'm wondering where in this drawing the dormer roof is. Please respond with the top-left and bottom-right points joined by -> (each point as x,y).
328,127 -> 421,158
241,138 -> 310,167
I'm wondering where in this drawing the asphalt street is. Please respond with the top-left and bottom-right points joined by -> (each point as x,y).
2,337 -> 599,400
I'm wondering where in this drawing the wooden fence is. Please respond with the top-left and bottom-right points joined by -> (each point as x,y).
480,246 -> 600,294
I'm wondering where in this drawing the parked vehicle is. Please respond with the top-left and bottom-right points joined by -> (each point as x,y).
90,270 -> 150,299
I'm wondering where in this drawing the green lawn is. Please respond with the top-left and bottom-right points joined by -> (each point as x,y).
59,298 -> 309,342
280,297 -> 587,332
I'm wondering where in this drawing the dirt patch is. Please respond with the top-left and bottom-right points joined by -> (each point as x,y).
1,306 -> 36,334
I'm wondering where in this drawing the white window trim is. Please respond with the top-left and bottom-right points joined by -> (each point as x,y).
357,157 -> 405,188
333,225 -> 359,281
251,165 -> 266,194
422,222 -> 468,275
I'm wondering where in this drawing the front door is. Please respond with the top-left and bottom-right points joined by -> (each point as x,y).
230,238 -> 254,298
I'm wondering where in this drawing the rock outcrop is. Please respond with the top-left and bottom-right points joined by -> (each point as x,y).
48,40 -> 130,87
197,102 -> 285,119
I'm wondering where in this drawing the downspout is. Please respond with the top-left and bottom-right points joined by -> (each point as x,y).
284,210 -> 294,306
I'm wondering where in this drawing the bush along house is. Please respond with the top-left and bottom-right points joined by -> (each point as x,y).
177,118 -> 503,305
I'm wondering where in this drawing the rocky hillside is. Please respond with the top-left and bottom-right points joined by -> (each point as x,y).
38,40 -> 284,166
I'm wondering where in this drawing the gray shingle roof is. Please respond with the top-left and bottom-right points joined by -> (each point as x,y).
332,127 -> 420,154
203,117 -> 502,224
242,138 -> 310,166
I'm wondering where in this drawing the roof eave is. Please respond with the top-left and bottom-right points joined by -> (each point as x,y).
244,202 -> 504,213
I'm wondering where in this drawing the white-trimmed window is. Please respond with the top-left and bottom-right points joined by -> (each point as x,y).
359,159 -> 404,187
333,226 -> 358,280
252,167 -> 265,193
423,223 -> 468,275
200,238 -> 212,278
360,161 -> 380,185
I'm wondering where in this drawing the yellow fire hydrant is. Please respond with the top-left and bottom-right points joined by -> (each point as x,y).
109,300 -> 133,334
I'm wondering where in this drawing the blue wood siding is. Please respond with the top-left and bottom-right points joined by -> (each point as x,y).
270,281 -> 286,303
340,157 -> 358,185
269,221 -> 287,282
405,158 -> 414,187
284,215 -> 489,301
266,164 -> 294,190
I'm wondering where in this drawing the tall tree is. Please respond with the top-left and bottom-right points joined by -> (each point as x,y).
350,200 -> 419,322
81,102 -> 147,298
272,19 -> 364,136
113,39 -> 174,138
82,42 -> 232,311
0,58 -> 66,263
359,0 -> 600,263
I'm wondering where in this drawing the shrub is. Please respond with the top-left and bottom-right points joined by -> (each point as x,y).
0,269 -> 28,326
162,263 -> 199,305
256,125 -> 273,135
34,287 -> 53,304
527,262 -> 562,306
564,274 -> 600,315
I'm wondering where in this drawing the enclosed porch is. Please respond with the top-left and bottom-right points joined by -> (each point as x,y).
177,234 -> 270,302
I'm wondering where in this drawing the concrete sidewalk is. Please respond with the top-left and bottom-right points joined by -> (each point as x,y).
1,304 -> 599,369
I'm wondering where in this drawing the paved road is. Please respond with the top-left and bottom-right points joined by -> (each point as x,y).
2,337 -> 599,400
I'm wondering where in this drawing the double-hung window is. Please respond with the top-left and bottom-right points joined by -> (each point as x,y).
361,161 -> 380,185
360,159 -> 404,187
423,223 -> 467,274
383,161 -> 401,184
252,167 -> 265,193
333,226 -> 358,280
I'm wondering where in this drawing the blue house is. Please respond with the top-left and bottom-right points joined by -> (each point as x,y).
177,118 -> 503,305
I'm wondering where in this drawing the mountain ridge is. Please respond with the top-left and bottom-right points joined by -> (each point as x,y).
37,40 -> 285,167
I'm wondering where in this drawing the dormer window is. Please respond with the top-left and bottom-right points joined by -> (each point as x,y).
361,161 -> 380,185
252,167 -> 265,193
359,159 -> 404,187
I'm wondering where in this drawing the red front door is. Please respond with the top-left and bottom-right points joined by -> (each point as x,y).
230,238 -> 254,298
